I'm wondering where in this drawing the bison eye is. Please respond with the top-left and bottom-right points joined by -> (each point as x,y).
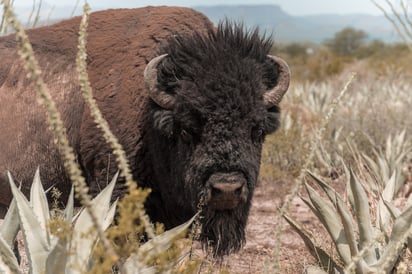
180,129 -> 192,143
252,127 -> 265,143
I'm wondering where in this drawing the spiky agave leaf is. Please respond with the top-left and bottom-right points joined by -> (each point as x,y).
382,200 -> 401,220
371,204 -> 412,272
30,168 -> 51,246
8,172 -> 50,274
46,235 -> 70,274
0,234 -> 20,274
306,171 -> 340,206
283,214 -> 343,273
348,169 -> 377,264
46,186 -> 75,274
124,214 -> 198,274
306,171 -> 358,236
0,198 -> 19,248
377,171 -> 397,234
63,187 -> 75,225
67,172 -> 118,274
305,265 -> 330,274
304,183 -> 352,266
334,197 -> 358,259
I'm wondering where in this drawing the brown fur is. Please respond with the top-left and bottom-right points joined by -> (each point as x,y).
0,7 -> 213,211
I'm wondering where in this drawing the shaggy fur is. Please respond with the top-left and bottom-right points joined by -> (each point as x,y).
0,7 -> 284,256
143,22 -> 282,255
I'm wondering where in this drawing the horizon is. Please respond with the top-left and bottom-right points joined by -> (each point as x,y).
2,1 -> 401,43
9,0 -> 387,16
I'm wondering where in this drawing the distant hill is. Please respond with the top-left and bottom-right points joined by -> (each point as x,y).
6,4 -> 400,43
193,5 -> 400,43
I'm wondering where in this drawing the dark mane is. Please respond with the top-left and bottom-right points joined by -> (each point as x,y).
157,21 -> 277,108
159,21 -> 273,69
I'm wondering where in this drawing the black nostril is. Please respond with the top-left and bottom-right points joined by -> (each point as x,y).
211,187 -> 222,196
234,186 -> 242,195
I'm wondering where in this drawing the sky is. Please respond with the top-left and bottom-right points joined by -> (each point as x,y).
10,0 -> 388,16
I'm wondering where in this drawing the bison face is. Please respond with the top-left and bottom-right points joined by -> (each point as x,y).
143,48 -> 289,256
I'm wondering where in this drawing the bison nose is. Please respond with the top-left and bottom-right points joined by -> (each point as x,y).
207,172 -> 248,210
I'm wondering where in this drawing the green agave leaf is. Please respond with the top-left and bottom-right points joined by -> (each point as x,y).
341,160 -> 355,211
124,214 -> 198,273
0,234 -> 20,274
64,187 -> 74,224
377,171 -> 396,231
46,236 -> 69,274
103,199 -> 118,230
301,196 -> 324,225
46,187 -> 75,274
382,200 -> 400,220
335,198 -> 373,273
301,179 -> 360,264
335,197 -> 358,258
8,172 -> 50,274
361,153 -> 380,183
305,183 -> 351,265
67,172 -> 118,274
0,198 -> 19,248
283,214 -> 343,273
372,204 -> 412,272
348,169 -> 377,264
307,171 -> 356,234
307,171 -> 340,206
305,265 -> 329,274
30,168 -> 50,246
377,156 -> 389,183
380,199 -> 401,242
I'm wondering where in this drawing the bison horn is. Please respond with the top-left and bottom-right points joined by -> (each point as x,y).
263,55 -> 290,108
144,54 -> 176,109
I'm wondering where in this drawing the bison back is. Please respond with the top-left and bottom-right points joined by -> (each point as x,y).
0,6 -> 213,211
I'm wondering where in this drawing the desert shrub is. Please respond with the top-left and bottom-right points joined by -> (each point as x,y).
324,27 -> 367,56
274,44 -> 352,82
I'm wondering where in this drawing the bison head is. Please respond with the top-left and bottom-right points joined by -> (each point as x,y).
142,23 -> 290,256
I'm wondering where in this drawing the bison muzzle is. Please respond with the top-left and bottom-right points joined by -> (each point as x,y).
0,6 -> 290,256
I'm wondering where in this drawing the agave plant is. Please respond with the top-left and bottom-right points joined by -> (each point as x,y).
360,130 -> 412,196
0,170 -> 196,273
284,166 -> 412,274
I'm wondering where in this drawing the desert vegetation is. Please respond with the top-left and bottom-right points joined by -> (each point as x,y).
1,0 -> 412,273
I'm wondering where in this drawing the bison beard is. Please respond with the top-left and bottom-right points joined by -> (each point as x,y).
200,201 -> 250,256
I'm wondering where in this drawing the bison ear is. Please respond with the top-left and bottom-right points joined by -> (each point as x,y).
144,54 -> 176,110
262,55 -> 290,108
263,105 -> 281,135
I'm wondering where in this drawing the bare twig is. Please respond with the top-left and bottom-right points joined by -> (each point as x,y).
371,0 -> 412,50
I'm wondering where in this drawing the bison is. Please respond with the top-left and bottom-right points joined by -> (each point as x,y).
0,6 -> 290,256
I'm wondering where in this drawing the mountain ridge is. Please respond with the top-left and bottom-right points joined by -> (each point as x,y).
193,5 -> 399,43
